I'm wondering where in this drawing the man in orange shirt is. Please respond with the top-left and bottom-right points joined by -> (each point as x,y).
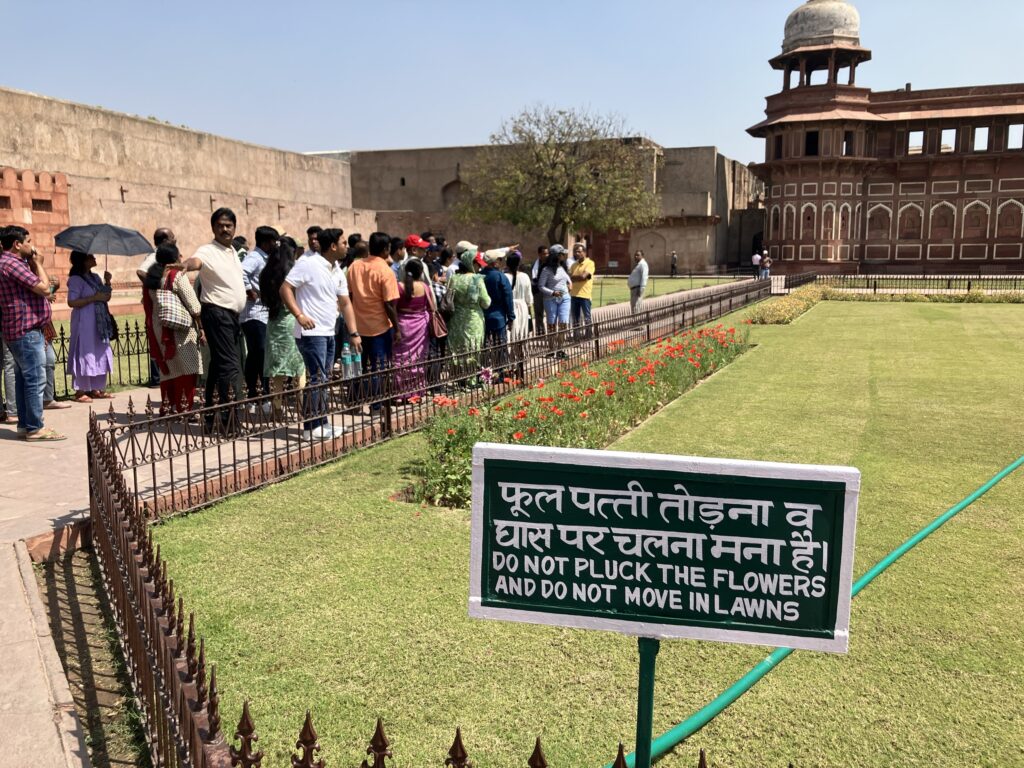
347,231 -> 400,378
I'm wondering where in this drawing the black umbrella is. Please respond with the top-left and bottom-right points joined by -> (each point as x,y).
55,224 -> 153,268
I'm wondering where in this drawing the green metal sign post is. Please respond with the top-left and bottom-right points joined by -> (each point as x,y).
469,443 -> 860,763
635,638 -> 660,768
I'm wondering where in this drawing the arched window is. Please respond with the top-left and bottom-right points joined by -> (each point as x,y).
855,204 -> 862,239
996,200 -> 1024,238
898,204 -> 923,240
930,203 -> 956,239
839,204 -> 852,240
962,201 -> 990,239
821,204 -> 836,240
770,206 -> 781,240
801,204 -> 817,241
441,180 -> 465,210
867,205 -> 891,240
784,205 -> 796,240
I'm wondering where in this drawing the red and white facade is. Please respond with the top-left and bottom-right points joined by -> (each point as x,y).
749,0 -> 1024,273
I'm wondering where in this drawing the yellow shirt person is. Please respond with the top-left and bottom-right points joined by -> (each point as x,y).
569,256 -> 596,300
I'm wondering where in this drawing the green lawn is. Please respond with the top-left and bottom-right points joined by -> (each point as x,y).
591,276 -> 738,308
154,303 -> 1024,767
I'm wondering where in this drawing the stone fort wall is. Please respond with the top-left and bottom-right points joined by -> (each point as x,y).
0,86 -> 374,305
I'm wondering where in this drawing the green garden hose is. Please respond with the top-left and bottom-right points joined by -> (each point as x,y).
606,454 -> 1024,768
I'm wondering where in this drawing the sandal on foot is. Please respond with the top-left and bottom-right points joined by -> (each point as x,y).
91,391 -> 114,399
44,401 -> 73,410
73,393 -> 93,403
24,428 -> 67,442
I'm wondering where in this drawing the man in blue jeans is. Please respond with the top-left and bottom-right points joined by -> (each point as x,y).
0,226 -> 65,441
280,228 -> 360,439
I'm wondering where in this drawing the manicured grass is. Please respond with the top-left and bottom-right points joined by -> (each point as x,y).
154,303 -> 1024,767
591,276 -> 737,308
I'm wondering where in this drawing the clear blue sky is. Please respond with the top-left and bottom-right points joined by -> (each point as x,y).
6,0 -> 1023,164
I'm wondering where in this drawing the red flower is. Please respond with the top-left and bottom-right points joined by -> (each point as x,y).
627,375 -> 638,383
447,428 -> 456,435
527,427 -> 537,434
468,407 -> 480,416
513,431 -> 524,440
605,389 -> 616,396
515,410 -> 528,420
580,412 -> 589,419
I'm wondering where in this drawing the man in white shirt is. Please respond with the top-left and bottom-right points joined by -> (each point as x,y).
240,226 -> 278,403
184,208 -> 247,426
280,227 -> 360,439
627,249 -> 649,314
752,250 -> 762,277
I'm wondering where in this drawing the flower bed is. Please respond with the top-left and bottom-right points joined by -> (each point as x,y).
420,324 -> 748,507
747,285 -> 826,324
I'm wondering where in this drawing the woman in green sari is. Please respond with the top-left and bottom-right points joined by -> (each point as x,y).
445,249 -> 490,375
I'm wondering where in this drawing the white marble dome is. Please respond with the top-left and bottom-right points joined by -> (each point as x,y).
783,0 -> 861,53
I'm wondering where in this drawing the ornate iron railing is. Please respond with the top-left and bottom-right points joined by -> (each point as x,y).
92,279 -> 769,519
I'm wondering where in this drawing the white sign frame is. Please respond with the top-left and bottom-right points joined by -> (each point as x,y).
469,443 -> 860,654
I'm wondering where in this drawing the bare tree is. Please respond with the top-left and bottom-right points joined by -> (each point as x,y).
456,106 -> 662,245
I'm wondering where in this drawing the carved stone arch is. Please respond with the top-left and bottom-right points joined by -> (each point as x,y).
839,203 -> 852,240
770,205 -> 781,240
783,204 -> 796,240
867,203 -> 892,241
800,203 -> 817,241
821,203 -> 836,240
996,199 -> 1024,238
855,204 -> 862,239
897,203 -> 924,240
929,201 -> 956,240
961,200 -> 991,239
441,179 -> 466,210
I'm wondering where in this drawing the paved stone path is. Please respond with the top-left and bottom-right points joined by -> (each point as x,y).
0,386 -> 149,768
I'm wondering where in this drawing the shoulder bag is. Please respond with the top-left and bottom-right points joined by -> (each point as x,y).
426,282 -> 449,339
156,269 -> 192,330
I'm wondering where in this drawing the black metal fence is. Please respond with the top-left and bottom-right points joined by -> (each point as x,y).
0,318 -> 152,411
92,280 -> 769,520
817,274 -> 1024,292
783,273 -> 818,291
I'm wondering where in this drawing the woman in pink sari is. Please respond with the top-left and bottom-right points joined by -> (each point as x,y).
393,259 -> 431,398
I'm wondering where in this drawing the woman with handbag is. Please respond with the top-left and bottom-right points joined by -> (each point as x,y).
66,251 -> 115,402
393,258 -> 433,398
144,243 -> 204,414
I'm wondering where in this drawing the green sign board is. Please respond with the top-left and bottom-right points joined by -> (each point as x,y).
470,444 -> 860,653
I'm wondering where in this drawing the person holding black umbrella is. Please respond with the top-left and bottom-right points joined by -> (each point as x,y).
66,251 -> 115,401
184,208 -> 246,431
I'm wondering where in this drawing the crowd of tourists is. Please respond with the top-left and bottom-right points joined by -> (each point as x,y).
0,212 -> 665,441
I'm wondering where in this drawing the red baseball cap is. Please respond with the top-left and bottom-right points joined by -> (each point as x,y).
473,252 -> 487,268
404,234 -> 430,250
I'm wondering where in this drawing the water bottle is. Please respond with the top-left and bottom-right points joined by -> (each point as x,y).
340,343 -> 352,379
348,349 -> 361,379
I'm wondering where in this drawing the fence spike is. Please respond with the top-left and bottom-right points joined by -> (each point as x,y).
207,664 -> 222,740
166,580 -> 176,634
360,718 -> 392,768
175,597 -> 185,653
230,700 -> 264,768
145,396 -> 154,417
611,743 -> 628,768
107,400 -> 115,425
697,748 -> 708,768
127,396 -> 135,420
445,727 -> 471,768
186,613 -> 197,678
290,710 -> 324,768
195,637 -> 208,708
527,736 -> 548,768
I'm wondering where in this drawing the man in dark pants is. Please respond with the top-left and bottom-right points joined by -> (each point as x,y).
185,209 -> 246,430
240,226 -> 278,407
